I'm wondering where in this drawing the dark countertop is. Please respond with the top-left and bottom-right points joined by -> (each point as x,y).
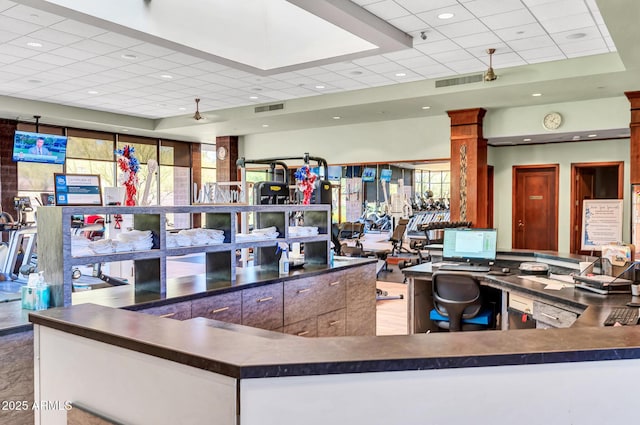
29,303 -> 640,379
0,257 -> 374,335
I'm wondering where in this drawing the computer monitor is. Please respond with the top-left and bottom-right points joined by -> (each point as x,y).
442,228 -> 498,264
362,167 -> 376,182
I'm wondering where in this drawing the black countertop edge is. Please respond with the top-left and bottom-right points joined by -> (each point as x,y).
0,323 -> 33,337
28,304 -> 640,380
237,348 -> 640,378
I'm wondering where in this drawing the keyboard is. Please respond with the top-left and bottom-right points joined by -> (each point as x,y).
438,264 -> 491,273
603,307 -> 639,326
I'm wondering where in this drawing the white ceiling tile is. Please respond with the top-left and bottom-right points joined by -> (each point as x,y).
395,0 -> 458,14
387,14 -> 429,32
166,65 -> 209,78
430,49 -> 475,63
493,22 -> 546,40
352,55 -> 394,67
437,19 -> 489,38
413,63 -> 455,77
128,42 -> 177,57
162,52 -> 204,66
411,28 -> 448,45
364,0 -> 411,20
356,73 -> 395,84
0,52 -> 21,64
84,55 -> 130,69
3,4 -> 64,26
480,9 -> 536,30
519,45 -> 564,60
190,61 -> 233,73
414,39 -> 460,55
29,52 -> 76,66
394,55 -> 439,68
417,5 -> 476,27
559,38 -> 607,54
50,19 -> 107,38
326,79 -> 369,90
540,13 -> 596,34
468,43 -> 512,58
565,47 -> 608,58
138,58 -> 184,71
0,28 -> 22,43
0,1 -> 17,12
490,52 -> 527,68
8,35 -> 62,52
363,60 -> 408,73
0,14 -> 41,35
529,0 -> 588,20
382,47 -> 423,60
306,71 -> 351,82
525,53 -> 567,64
69,39 -> 122,55
28,27 -> 83,45
521,0 -> 556,6
550,26 -> 603,44
507,35 -> 556,51
463,0 -> 525,17
91,32 -> 143,48
445,58 -> 486,73
0,69 -> 22,81
49,46 -> 99,61
452,31 -> 502,49
0,43 -> 38,58
319,61 -> 360,71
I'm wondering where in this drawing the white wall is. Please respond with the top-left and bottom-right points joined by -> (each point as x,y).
34,326 -> 237,425
241,356 -> 640,425
241,115 -> 451,164
490,139 -> 630,251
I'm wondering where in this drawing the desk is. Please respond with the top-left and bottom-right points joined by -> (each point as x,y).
402,257 -> 637,333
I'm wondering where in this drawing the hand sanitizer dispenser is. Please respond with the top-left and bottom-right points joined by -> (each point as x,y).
278,242 -> 290,276
21,271 -> 50,310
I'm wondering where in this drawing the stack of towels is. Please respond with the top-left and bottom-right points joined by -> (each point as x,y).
288,226 -> 319,237
88,230 -> 154,254
236,226 -> 279,242
166,228 -> 225,248
70,233 -> 92,257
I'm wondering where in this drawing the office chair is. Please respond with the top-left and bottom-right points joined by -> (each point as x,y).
430,271 -> 492,332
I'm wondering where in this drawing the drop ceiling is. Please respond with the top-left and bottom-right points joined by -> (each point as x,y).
0,0 -> 637,145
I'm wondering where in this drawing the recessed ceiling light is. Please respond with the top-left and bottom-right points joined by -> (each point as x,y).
251,87 -> 262,91
350,71 -> 363,75
523,138 -> 532,142
178,107 -> 186,111
249,96 -> 259,100
395,72 -> 406,77
572,135 -> 581,140
121,54 -> 137,60
262,124 -> 269,128
27,42 -> 42,47
588,134 -> 597,137
516,30 -> 525,35
315,85 -> 325,89
438,12 -> 454,19
121,129 -> 129,132
567,32 -> 587,39
421,106 -> 431,110
27,79 -> 42,84
532,93 -> 542,97
160,74 -> 173,79
332,116 -> 341,120
87,90 -> 99,94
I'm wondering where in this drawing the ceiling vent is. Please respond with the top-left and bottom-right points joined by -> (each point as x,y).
254,103 -> 284,113
435,74 -> 484,88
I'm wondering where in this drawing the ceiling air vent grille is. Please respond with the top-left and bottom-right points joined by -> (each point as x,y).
255,103 -> 284,113
435,74 -> 483,88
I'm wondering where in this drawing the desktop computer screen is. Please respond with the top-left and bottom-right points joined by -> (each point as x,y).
442,228 -> 498,263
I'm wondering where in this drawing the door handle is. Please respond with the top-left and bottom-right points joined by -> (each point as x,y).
518,220 -> 524,228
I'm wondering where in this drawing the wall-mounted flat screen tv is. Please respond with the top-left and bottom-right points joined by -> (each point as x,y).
362,167 -> 376,182
380,169 -> 393,182
13,131 -> 67,165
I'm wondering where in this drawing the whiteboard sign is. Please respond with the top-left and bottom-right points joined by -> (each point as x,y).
581,199 -> 623,251
54,173 -> 102,206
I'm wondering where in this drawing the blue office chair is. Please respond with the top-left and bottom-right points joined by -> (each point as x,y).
430,271 -> 493,332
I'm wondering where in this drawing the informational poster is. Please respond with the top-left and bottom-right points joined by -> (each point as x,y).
54,173 -> 102,206
581,199 -> 623,251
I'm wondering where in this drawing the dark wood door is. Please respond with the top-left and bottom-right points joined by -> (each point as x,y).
512,165 -> 559,250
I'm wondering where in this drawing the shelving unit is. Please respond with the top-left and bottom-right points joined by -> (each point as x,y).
37,204 -> 331,307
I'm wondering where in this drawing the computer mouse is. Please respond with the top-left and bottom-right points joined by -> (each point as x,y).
501,267 -> 510,274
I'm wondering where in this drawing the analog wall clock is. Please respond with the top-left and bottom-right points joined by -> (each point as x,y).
542,112 -> 562,130
217,146 -> 228,160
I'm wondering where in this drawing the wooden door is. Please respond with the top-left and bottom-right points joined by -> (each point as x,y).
570,162 -> 623,254
512,165 -> 559,250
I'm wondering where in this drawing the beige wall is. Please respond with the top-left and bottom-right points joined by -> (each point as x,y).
241,96 -> 632,251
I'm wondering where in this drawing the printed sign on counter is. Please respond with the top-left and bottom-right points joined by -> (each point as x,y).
54,173 -> 103,206
581,199 -> 623,251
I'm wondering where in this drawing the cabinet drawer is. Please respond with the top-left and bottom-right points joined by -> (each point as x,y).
242,283 -> 283,330
533,301 -> 577,328
509,293 -> 534,314
192,291 -> 242,324
284,276 -> 320,325
316,274 -> 346,315
283,317 -> 317,338
318,309 -> 346,337
140,301 -> 191,321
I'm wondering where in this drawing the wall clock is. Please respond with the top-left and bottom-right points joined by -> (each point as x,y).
542,112 -> 562,130
217,146 -> 227,160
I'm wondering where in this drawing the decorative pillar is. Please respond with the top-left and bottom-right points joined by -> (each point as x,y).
215,136 -> 239,182
446,108 -> 488,228
0,119 -> 18,223
625,91 -> 640,184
